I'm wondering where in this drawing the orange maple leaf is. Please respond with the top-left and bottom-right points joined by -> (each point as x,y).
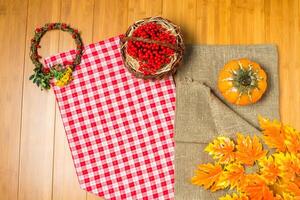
276,193 -> 294,200
191,163 -> 223,191
274,181 -> 300,199
258,116 -> 287,152
285,182 -> 300,197
258,156 -> 280,185
242,174 -> 276,200
273,152 -> 300,180
235,133 -> 267,166
192,117 -> 300,199
284,125 -> 300,154
218,163 -> 245,189
205,136 -> 236,163
295,176 -> 300,188
219,193 -> 248,200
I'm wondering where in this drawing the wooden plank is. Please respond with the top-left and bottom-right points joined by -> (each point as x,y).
51,0 -> 94,200
265,0 -> 300,127
162,0 -> 197,43
196,0 -> 265,44
0,0 -> 28,199
92,0 -> 128,41
196,0 -> 231,44
127,0 -> 162,24
229,0 -> 265,44
86,0 -> 129,199
18,0 -> 60,199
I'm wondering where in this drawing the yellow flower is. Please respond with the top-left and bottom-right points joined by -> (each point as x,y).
55,66 -> 73,87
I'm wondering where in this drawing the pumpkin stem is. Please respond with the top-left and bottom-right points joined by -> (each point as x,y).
239,75 -> 252,86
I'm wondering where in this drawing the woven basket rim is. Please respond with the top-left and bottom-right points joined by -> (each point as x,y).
120,16 -> 185,80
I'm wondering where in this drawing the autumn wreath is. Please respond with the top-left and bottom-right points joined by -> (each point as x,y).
29,23 -> 83,90
192,116 -> 300,200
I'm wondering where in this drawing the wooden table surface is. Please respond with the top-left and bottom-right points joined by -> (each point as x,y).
1,0 -> 299,199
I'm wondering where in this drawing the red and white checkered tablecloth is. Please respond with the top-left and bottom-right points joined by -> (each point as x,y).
44,36 -> 176,200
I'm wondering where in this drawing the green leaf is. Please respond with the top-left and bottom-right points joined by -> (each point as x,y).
29,74 -> 35,80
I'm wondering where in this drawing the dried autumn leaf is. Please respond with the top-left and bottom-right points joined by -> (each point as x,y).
273,152 -> 300,180
242,174 -> 276,200
284,125 -> 300,154
281,193 -> 296,200
192,117 -> 300,199
218,163 -> 245,189
205,136 -> 236,163
285,182 -> 300,197
274,194 -> 284,200
191,163 -> 223,191
235,133 -> 267,166
295,177 -> 300,188
258,156 -> 280,185
258,116 -> 287,152
219,193 -> 248,200
274,181 -> 300,199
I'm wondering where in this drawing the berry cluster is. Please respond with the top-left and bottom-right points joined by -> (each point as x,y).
126,23 -> 176,75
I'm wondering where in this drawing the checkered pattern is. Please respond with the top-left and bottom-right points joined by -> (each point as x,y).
44,36 -> 176,200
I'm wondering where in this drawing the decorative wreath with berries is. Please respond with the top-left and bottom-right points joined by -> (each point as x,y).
29,23 -> 84,90
120,16 -> 184,79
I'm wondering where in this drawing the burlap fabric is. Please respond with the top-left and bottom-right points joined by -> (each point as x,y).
174,45 -> 280,199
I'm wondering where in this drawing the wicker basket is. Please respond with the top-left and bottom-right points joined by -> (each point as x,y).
120,16 -> 184,79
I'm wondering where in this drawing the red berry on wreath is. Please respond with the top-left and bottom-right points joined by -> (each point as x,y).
42,67 -> 50,74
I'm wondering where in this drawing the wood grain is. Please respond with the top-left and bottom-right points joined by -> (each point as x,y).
92,0 -> 128,42
196,0 -> 231,44
265,0 -> 300,127
162,0 -> 197,43
0,0 -> 28,199
18,0 -> 60,199
0,0 -> 300,199
127,0 -> 162,24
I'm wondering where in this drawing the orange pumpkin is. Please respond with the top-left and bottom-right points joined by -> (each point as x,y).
218,58 -> 267,106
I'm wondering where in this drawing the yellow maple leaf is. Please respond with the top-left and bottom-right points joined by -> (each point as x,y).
295,177 -> 300,188
258,156 -> 280,185
284,125 -> 300,154
242,174 -> 276,200
258,116 -> 287,152
192,117 -> 300,199
205,136 -> 236,163
218,163 -> 245,189
274,181 -> 300,200
275,193 -> 300,200
273,152 -> 300,180
278,193 -> 294,200
191,163 -> 223,191
235,133 -> 267,166
285,182 -> 300,198
219,193 -> 248,200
